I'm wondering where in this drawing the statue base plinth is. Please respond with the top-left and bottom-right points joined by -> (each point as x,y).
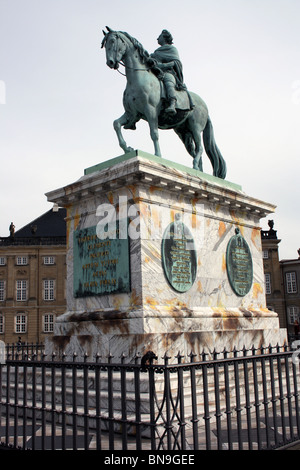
45,150 -> 287,359
46,306 -> 285,359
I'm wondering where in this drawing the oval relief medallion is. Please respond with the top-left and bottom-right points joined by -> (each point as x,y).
226,228 -> 253,297
161,217 -> 197,293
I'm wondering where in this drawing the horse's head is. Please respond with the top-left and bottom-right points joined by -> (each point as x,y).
101,27 -> 127,70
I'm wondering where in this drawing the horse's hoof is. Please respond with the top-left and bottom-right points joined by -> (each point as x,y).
125,147 -> 134,153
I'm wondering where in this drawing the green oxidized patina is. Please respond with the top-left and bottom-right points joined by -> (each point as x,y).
73,223 -> 130,298
101,27 -> 227,179
161,216 -> 197,293
226,228 -> 253,297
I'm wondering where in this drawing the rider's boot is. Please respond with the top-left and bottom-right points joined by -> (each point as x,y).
165,98 -> 177,115
164,76 -> 177,115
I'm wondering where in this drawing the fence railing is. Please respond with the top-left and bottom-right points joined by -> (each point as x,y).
5,343 -> 45,360
0,344 -> 300,450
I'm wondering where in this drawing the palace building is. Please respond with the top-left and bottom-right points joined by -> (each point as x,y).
0,206 -> 66,344
261,220 -> 300,340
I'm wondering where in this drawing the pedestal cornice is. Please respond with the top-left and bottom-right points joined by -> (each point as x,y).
46,150 -> 275,220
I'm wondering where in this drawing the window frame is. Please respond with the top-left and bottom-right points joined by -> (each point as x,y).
43,313 -> 55,333
287,306 -> 300,324
15,313 -> 27,333
43,256 -> 55,265
16,256 -> 28,266
16,280 -> 28,302
0,280 -> 5,301
265,273 -> 272,295
43,279 -> 55,301
0,314 -> 4,334
286,272 -> 297,294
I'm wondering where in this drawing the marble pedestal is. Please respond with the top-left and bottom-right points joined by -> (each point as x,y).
45,150 -> 286,359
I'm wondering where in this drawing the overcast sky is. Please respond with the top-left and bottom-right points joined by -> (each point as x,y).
0,0 -> 299,260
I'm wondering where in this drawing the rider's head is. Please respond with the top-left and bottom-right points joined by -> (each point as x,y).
159,30 -> 173,45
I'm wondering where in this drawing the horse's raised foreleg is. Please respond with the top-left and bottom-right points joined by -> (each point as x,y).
113,114 -> 134,154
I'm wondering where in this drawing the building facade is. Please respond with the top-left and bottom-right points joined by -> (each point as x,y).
261,220 -> 286,328
280,255 -> 300,338
0,207 -> 66,344
261,220 -> 300,339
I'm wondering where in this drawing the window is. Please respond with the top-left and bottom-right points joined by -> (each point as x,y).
44,256 -> 55,265
16,280 -> 27,301
0,257 -> 6,266
0,314 -> 4,333
15,314 -> 27,333
288,306 -> 300,324
16,256 -> 28,266
44,280 -> 55,301
265,273 -> 271,294
286,272 -> 297,294
262,250 -> 269,259
43,314 -> 55,332
0,281 -> 5,301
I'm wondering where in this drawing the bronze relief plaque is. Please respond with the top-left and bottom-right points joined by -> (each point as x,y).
226,228 -> 253,297
161,218 -> 197,293
73,222 -> 130,298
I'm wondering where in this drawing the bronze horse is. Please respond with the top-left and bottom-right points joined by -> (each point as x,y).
102,27 -> 226,179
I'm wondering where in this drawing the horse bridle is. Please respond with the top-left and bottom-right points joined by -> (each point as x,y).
105,32 -> 150,75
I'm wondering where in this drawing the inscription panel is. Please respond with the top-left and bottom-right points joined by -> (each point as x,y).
226,228 -> 253,297
161,219 -> 197,293
73,223 -> 130,298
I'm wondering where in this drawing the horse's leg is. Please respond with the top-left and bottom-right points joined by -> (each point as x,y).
145,108 -> 161,157
188,115 -> 204,171
194,135 -> 203,172
113,114 -> 134,154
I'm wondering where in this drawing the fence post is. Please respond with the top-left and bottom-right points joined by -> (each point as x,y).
223,348 -> 233,449
120,353 -> 128,450
213,348 -> 222,450
292,355 -> 300,439
201,350 -> 211,450
72,352 -> 78,450
134,353 -> 142,450
189,351 -> 199,450
260,346 -> 271,448
107,353 -> 114,450
95,353 -> 102,451
147,353 -> 157,451
284,352 -> 294,440
251,345 -> 262,450
268,344 -> 279,447
175,352 -> 186,450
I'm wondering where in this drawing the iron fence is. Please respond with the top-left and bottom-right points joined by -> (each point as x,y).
0,344 -> 300,450
5,343 -> 45,360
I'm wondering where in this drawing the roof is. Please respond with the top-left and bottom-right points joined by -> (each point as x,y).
0,207 -> 66,246
14,208 -> 66,238
280,258 -> 300,265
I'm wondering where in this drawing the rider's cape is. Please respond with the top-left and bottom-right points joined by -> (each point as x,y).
150,45 -> 184,89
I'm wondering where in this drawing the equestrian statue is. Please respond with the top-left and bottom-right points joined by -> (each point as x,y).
101,27 -> 227,179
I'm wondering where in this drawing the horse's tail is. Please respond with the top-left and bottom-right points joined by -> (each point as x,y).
202,116 -> 227,179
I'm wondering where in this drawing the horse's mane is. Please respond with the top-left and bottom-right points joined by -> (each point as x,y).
119,31 -> 150,64
102,29 -> 150,65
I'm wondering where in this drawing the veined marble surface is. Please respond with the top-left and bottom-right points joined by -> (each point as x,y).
45,151 -> 286,358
